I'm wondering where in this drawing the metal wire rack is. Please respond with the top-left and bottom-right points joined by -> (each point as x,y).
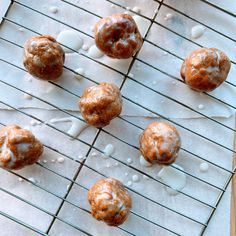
0,0 -> 235,235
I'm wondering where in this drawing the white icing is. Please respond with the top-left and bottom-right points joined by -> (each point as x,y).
132,6 -> 141,13
127,158 -> 133,164
103,144 -> 115,157
143,175 -> 150,180
216,50 -> 221,65
0,134 -> 17,168
49,6 -> 58,14
16,143 -> 30,152
106,163 -> 110,168
127,181 -> 132,186
114,162 -> 119,167
191,25 -> 205,39
82,44 -> 89,51
205,66 -> 220,73
157,164 -> 187,194
28,177 -> 37,184
152,123 -> 179,156
91,152 -> 98,157
199,162 -> 209,172
125,172 -> 129,176
75,68 -> 85,79
51,159 -> 55,163
23,92 -> 32,100
57,157 -> 65,163
18,177 -> 23,182
77,155 -> 85,160
132,174 -> 140,182
88,45 -> 104,59
152,81 -> 157,85
164,13 -> 173,20
43,160 -> 47,163
30,120 -> 41,126
50,117 -> 89,138
198,104 -> 205,110
57,30 -> 83,53
139,155 -> 152,167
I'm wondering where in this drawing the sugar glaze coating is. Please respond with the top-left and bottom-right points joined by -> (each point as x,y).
79,83 -> 122,127
94,13 -> 142,59
139,122 -> 181,165
181,48 -> 231,92
88,178 -> 132,226
23,35 -> 65,81
0,125 -> 43,170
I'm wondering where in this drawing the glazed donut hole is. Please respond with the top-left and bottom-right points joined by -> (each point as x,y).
0,125 -> 44,170
181,47 -> 231,92
88,178 -> 132,226
79,82 -> 123,128
139,122 -> 181,165
94,13 -> 143,59
23,35 -> 65,81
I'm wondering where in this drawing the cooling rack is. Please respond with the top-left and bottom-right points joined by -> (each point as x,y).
0,0 -> 236,235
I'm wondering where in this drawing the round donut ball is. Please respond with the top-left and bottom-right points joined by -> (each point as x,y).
23,35 -> 65,81
0,125 -> 43,170
94,13 -> 143,59
79,82 -> 122,127
139,122 -> 181,165
181,48 -> 231,92
88,178 -> 132,226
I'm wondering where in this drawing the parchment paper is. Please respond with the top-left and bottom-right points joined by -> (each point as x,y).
0,0 -> 235,235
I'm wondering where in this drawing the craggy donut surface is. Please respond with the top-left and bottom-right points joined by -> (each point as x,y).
94,13 -> 142,59
0,125 -> 43,170
79,82 -> 122,127
139,122 -> 181,165
88,178 -> 132,226
23,35 -> 65,81
181,48 -> 231,92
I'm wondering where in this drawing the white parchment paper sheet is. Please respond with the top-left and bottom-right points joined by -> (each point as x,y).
0,0 -> 235,235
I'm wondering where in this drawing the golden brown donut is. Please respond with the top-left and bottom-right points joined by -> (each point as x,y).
88,178 -> 132,226
181,48 -> 231,92
94,13 -> 142,59
79,82 -> 122,127
139,122 -> 181,165
0,125 -> 43,170
23,35 -> 65,81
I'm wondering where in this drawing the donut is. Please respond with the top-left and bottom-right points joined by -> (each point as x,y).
0,125 -> 43,170
88,178 -> 132,226
79,82 -> 122,127
139,122 -> 181,165
94,13 -> 142,59
23,35 -> 65,81
181,48 -> 231,92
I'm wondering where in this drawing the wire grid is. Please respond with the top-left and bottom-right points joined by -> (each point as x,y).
0,0 -> 235,235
